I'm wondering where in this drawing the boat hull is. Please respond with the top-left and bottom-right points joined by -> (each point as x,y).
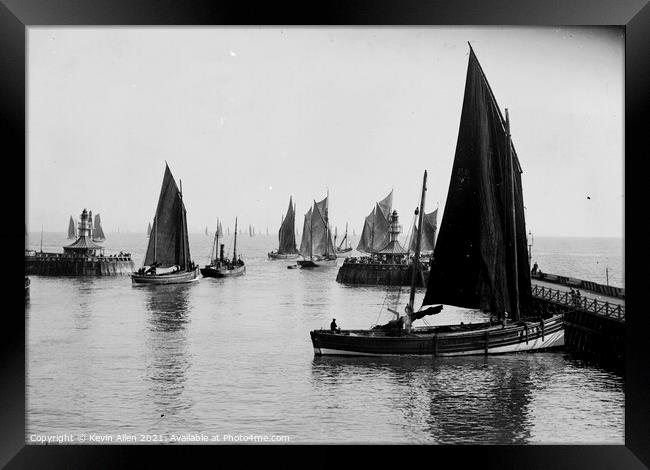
298,258 -> 338,268
268,252 -> 299,260
131,267 -> 200,285
310,315 -> 564,356
201,265 -> 246,278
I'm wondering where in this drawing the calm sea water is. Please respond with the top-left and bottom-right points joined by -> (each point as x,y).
25,233 -> 624,444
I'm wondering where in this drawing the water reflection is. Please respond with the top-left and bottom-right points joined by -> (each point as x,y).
70,277 -> 101,330
311,355 -> 538,444
143,285 -> 194,429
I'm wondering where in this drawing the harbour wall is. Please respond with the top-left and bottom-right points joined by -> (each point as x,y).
25,253 -> 134,276
336,262 -> 429,287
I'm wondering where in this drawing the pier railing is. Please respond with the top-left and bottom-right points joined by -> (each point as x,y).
531,285 -> 625,322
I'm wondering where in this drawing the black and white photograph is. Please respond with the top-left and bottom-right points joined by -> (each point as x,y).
22,24 -> 628,448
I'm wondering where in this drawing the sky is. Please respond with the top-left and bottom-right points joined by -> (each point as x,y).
27,27 -> 624,238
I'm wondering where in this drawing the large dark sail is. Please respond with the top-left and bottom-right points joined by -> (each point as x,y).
278,196 -> 298,254
144,164 -> 191,269
93,213 -> 106,240
422,47 -> 531,317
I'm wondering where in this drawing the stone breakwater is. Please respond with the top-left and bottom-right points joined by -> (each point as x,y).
336,261 -> 429,287
25,252 -> 134,276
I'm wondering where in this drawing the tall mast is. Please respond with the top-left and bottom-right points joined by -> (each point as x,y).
179,179 -> 187,270
408,170 -> 427,312
153,216 -> 157,264
233,217 -> 238,261
325,189 -> 330,258
212,218 -> 219,263
505,109 -> 520,321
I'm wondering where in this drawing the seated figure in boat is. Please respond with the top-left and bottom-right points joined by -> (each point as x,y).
237,256 -> 244,267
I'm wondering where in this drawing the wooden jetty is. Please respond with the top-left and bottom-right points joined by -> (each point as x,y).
530,282 -> 625,364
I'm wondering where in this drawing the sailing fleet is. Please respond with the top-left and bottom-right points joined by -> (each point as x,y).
39,45 -> 564,357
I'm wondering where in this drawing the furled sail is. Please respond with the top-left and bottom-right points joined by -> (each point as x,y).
144,164 -> 191,269
356,190 -> 393,253
408,209 -> 437,253
93,213 -> 106,241
67,216 -> 76,239
278,196 -> 298,254
422,47 -> 531,317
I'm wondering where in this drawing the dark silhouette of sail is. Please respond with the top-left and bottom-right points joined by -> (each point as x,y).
93,213 -> 106,241
356,190 -> 393,253
408,209 -> 437,253
278,196 -> 298,254
144,164 -> 191,269
423,48 -> 531,316
67,216 -> 76,239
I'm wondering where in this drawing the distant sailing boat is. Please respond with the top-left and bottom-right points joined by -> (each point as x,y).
201,217 -> 245,277
336,222 -> 353,256
356,190 -> 393,254
92,213 -> 106,242
131,163 -> 200,285
205,226 -> 209,236
269,196 -> 300,260
310,45 -> 564,356
407,209 -> 438,254
67,216 -> 76,239
297,192 -> 337,268
147,222 -> 152,237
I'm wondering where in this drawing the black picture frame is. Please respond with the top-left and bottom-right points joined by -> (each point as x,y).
4,0 -> 647,467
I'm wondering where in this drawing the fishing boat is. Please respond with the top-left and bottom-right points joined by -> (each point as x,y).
201,217 -> 246,277
67,216 -> 76,239
297,193 -> 338,268
311,45 -> 564,356
335,223 -> 353,256
268,196 -> 300,260
131,164 -> 200,285
92,213 -> 106,242
356,190 -> 393,254
147,222 -> 152,237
